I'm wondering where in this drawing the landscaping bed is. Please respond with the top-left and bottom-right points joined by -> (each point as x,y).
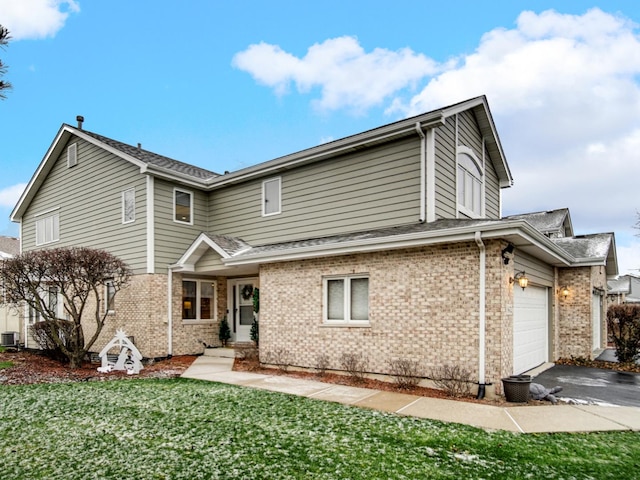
0,348 -> 195,385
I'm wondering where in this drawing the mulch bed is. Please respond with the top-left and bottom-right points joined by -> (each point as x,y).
0,349 -> 196,385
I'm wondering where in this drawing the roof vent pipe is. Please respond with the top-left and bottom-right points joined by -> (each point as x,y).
76,115 -> 84,130
137,143 -> 142,151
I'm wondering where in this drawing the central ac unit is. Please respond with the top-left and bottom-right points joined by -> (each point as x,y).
1,331 -> 19,347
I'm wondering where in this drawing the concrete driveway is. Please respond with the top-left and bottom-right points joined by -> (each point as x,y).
534,363 -> 640,407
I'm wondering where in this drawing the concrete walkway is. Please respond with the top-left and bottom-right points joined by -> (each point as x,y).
181,356 -> 640,433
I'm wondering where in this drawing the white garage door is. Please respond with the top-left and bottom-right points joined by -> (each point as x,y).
513,286 -> 548,374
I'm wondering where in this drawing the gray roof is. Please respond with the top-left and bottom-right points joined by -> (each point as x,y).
503,209 -> 570,235
206,233 -> 251,256
77,127 -> 220,180
237,219 -> 502,258
0,236 -> 19,258
551,233 -> 613,260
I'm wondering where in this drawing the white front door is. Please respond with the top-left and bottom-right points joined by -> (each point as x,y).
228,278 -> 258,342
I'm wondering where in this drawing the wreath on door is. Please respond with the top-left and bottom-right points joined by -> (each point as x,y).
241,285 -> 254,301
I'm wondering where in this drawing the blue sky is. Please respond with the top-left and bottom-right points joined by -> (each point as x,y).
1,0 -> 639,274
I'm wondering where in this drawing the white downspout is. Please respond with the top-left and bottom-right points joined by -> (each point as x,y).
167,266 -> 173,356
474,231 -> 487,396
415,122 -> 426,222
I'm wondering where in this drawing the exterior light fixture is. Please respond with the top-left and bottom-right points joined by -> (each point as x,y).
560,286 -> 569,298
510,271 -> 528,290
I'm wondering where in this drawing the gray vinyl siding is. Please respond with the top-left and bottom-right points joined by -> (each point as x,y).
21,137 -> 148,272
195,249 -> 225,272
153,178 -> 209,270
433,112 -> 501,220
514,251 -> 554,287
208,137 -> 421,245
434,121 -> 457,219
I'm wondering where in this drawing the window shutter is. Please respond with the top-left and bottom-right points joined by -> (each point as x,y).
67,143 -> 78,168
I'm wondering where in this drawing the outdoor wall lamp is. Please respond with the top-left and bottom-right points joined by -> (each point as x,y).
560,286 -> 569,298
510,271 -> 528,290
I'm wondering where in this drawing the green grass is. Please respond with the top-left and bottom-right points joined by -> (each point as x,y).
0,361 -> 13,369
0,379 -> 638,479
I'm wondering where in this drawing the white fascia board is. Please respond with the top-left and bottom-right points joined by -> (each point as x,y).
11,125 -> 70,221
224,220 -> 575,267
68,127 -> 147,169
174,232 -> 231,268
205,114 -> 446,190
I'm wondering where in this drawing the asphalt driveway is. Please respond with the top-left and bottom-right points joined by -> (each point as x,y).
534,360 -> 640,407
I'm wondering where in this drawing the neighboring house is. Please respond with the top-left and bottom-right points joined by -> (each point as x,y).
10,96 -> 618,393
607,274 -> 640,304
0,236 -> 21,346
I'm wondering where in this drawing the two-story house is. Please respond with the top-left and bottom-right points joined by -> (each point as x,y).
11,96 -> 617,392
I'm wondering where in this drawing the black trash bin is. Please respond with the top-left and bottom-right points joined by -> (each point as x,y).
501,375 -> 532,403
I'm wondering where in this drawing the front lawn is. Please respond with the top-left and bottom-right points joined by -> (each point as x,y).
0,378 -> 638,479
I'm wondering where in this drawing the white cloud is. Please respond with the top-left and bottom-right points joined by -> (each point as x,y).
617,239 -> 640,275
0,183 -> 27,207
233,36 -> 438,112
0,0 -> 80,40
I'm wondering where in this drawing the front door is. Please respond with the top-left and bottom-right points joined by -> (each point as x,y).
228,278 -> 258,342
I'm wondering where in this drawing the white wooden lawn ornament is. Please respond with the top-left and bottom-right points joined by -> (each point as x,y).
97,329 -> 144,375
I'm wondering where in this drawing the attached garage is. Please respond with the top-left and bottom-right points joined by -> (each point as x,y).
513,285 -> 549,374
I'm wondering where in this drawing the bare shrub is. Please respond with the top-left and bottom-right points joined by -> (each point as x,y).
315,353 -> 330,376
607,304 -> 640,363
388,358 -> 422,389
30,319 -> 76,363
264,348 -> 291,372
430,364 -> 473,397
340,353 -> 368,382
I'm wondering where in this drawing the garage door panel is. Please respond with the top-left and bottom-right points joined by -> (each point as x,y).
514,286 -> 548,374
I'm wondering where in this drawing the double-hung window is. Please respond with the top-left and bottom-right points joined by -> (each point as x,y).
35,211 -> 60,246
174,188 -> 193,224
182,280 -> 215,322
324,275 -> 369,324
456,147 -> 483,218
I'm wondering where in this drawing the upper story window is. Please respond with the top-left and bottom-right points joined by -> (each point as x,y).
456,147 -> 483,218
35,211 -> 60,246
174,188 -> 193,225
122,188 -> 135,224
67,143 -> 78,168
262,177 -> 281,216
324,275 -> 369,324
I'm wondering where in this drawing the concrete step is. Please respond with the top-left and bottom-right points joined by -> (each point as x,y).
203,347 -> 236,358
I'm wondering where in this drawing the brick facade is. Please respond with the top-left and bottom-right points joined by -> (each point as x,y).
556,266 -> 607,359
259,240 -> 515,387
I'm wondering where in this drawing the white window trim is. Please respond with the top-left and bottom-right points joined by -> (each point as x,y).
35,211 -> 60,246
67,143 -> 78,168
262,177 -> 282,217
122,187 -> 136,224
173,187 -> 194,225
456,146 -> 484,219
182,279 -> 217,324
323,274 -> 370,325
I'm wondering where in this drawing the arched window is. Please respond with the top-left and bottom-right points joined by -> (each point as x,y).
457,147 -> 483,217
